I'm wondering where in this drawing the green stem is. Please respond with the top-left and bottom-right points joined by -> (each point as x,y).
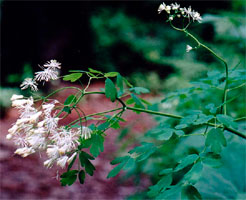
81,91 -> 246,139
66,107 -> 124,127
170,24 -> 229,115
35,86 -> 83,102
126,106 -> 246,139
126,106 -> 182,119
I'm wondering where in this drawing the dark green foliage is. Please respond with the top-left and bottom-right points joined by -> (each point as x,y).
148,174 -> 172,197
60,170 -> 78,186
62,106 -> 71,114
107,156 -> 135,178
174,154 -> 199,172
116,74 -> 124,96
79,151 -> 96,176
104,72 -> 119,77
216,114 -> 238,129
205,128 -> 227,154
64,95 -> 77,105
200,152 -> 222,168
63,73 -> 83,82
129,87 -> 150,95
105,78 -> 117,102
128,142 -> 157,162
78,170 -> 86,184
90,134 -> 104,157
181,185 -> 202,200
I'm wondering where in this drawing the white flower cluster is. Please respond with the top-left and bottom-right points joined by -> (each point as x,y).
20,60 -> 61,92
158,2 -> 202,23
7,94 -> 92,169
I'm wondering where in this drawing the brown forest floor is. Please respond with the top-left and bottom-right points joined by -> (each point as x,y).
0,83 -> 155,200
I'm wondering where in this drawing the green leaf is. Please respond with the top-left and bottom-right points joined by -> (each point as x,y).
63,73 -> 83,82
78,170 -> 85,184
105,72 -> 119,77
107,156 -> 134,178
175,124 -> 188,130
62,106 -> 71,114
181,185 -> 202,200
140,98 -> 152,106
90,134 -> 104,157
123,78 -> 133,88
184,162 -> 203,184
205,128 -> 227,154
159,168 -> 173,176
116,74 -> 124,93
216,114 -> 238,129
79,151 -> 95,162
97,122 -> 110,131
64,95 -> 77,105
156,185 -> 181,199
88,68 -> 103,74
105,78 -> 117,102
85,160 -> 95,176
79,152 -> 95,176
206,103 -> 217,114
193,114 -> 214,125
125,98 -> 135,105
128,142 -> 157,162
129,87 -> 150,94
148,174 -> 172,197
200,152 -> 222,168
174,154 -> 199,172
131,93 -> 145,109
156,128 -> 174,141
60,170 -> 78,186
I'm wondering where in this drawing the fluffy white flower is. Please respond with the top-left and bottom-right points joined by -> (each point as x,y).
26,133 -> 46,150
57,156 -> 69,168
11,94 -> 24,101
42,101 -> 59,116
20,78 -> 38,92
13,134 -> 27,147
183,6 -> 193,18
165,5 -> 171,13
37,120 -> 45,128
169,16 -> 174,21
12,99 -> 29,107
44,158 -> 56,168
192,11 -> 202,23
6,134 -> 13,140
16,118 -> 30,125
8,124 -> 19,135
44,116 -> 59,133
81,126 -> 92,140
67,152 -> 77,164
52,128 -> 79,150
47,145 -> 60,159
35,68 -> 59,82
15,147 -> 35,157
186,45 -> 193,52
171,3 -> 180,10
43,60 -> 61,69
29,111 -> 42,124
158,3 -> 166,14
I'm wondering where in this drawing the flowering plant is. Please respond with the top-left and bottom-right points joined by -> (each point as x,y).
7,2 -> 245,198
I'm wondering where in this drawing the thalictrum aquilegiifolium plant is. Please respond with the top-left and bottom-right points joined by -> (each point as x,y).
7,2 -> 245,198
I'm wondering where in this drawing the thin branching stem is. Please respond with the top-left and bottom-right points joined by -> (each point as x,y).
170,22 -> 229,115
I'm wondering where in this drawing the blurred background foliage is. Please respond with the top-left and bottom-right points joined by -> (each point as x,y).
1,0 -> 246,198
1,0 -> 245,112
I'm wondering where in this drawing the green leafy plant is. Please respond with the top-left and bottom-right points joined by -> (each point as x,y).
7,2 -> 245,199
